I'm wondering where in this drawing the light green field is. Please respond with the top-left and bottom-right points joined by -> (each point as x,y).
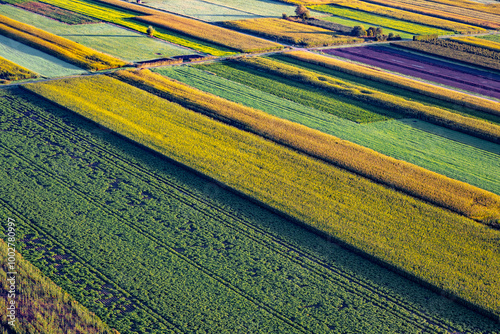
143,0 -> 323,22
313,15 -> 413,39
0,35 -> 86,78
477,33 -> 500,43
156,65 -> 500,195
0,4 -> 197,61
312,5 -> 452,36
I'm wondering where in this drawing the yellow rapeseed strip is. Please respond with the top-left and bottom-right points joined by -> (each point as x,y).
286,51 -> 500,117
134,15 -> 283,53
239,56 -> 500,143
0,56 -> 38,83
452,36 -> 500,53
326,0 -> 486,34
222,18 -> 362,47
24,75 -> 500,319
111,68 -> 500,225
0,15 -> 128,71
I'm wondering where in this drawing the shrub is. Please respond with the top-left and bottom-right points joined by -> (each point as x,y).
147,25 -> 155,37
352,25 -> 367,37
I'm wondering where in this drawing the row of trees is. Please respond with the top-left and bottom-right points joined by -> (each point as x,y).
352,25 -> 401,41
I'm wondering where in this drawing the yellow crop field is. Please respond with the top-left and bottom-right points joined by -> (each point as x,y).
355,0 -> 500,29
326,0 -> 486,34
0,56 -> 38,83
24,75 -> 500,319
425,0 -> 500,16
222,18 -> 362,47
452,36 -> 500,53
238,56 -> 500,143
0,15 -> 127,71
134,15 -> 283,53
112,68 -> 500,225
286,51 -> 500,117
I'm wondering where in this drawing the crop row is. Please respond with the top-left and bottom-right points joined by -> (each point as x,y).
0,235 -> 118,334
311,5 -> 453,35
317,0 -> 485,33
23,75 -> 500,320
451,36 -> 500,53
221,18 -> 362,47
235,56 -> 500,143
283,51 -> 500,118
0,56 -> 38,84
40,0 -> 236,56
0,14 -> 127,71
13,1 -> 101,25
2,87 -> 484,332
423,0 -> 500,16
393,40 -> 500,72
111,68 -> 500,226
324,46 -> 500,101
359,0 -> 500,29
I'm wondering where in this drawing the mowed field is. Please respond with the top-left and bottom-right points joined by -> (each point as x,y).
322,45 -> 500,100
158,65 -> 500,195
3,87 -> 500,333
0,34 -> 87,78
0,4 -> 197,61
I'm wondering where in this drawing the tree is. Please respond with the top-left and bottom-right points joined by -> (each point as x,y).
366,27 -> 376,37
351,25 -> 367,37
147,25 -> 155,38
375,27 -> 383,35
295,5 -> 310,19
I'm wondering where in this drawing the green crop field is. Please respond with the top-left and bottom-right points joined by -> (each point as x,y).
270,53 -> 500,125
306,14 -> 414,39
3,88 -> 499,333
156,65 -> 500,195
478,33 -> 500,44
0,5 -> 197,61
23,76 -> 500,321
0,34 -> 87,78
312,4 -> 453,35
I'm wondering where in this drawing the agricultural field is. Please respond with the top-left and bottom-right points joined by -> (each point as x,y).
0,14 -> 128,71
38,0 -> 237,56
6,0 -> 101,24
479,34 -> 500,43
0,34 -> 87,78
22,75 -> 500,322
158,65 -> 500,196
0,4 -> 197,61
314,0 -> 486,33
0,239 -> 118,334
394,39 -> 500,72
323,45 -> 500,100
311,4 -> 454,36
452,36 -> 500,52
345,0 -> 500,29
221,18 -> 361,47
3,87 -> 500,333
0,56 -> 38,84
310,14 -> 414,39
140,0 -> 302,22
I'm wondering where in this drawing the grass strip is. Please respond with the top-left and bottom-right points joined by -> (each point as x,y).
23,74 -> 500,320
283,51 -> 500,118
0,238 -> 118,334
311,4 -> 453,35
0,14 -> 127,71
0,56 -> 38,83
237,56 -> 500,143
112,68 -> 500,225
221,18 -> 362,47
319,0 -> 486,33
